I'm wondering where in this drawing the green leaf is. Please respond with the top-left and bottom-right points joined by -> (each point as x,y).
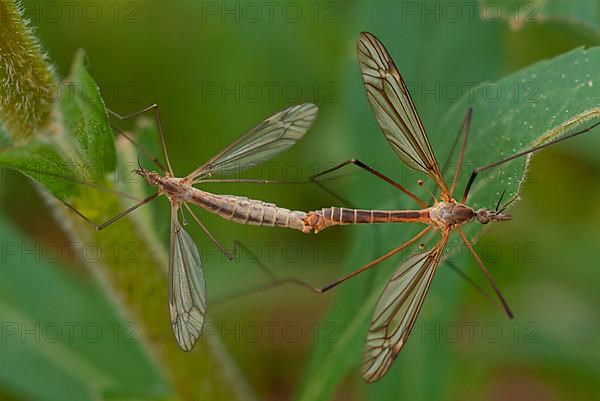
0,49 -> 117,203
0,139 -> 79,200
448,46 -> 600,225
0,217 -> 170,401
60,49 -> 117,177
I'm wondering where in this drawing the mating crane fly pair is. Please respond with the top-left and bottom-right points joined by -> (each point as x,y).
55,32 -> 599,381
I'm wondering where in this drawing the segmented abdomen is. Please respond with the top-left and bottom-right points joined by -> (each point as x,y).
304,207 -> 429,233
190,189 -> 310,233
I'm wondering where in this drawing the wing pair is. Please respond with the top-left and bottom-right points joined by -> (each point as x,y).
357,31 -> 448,195
168,103 -> 318,351
361,234 -> 448,382
357,32 -> 453,381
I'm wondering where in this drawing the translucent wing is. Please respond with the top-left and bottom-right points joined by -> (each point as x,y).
362,235 -> 448,382
357,32 -> 447,192
187,103 -> 318,179
169,205 -> 207,351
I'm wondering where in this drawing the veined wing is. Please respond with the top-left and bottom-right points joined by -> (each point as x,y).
357,32 -> 447,192
169,204 -> 207,351
362,234 -> 448,382
187,103 -> 318,179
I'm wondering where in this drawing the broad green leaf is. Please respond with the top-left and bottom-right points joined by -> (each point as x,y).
447,46 -> 600,223
0,139 -> 79,200
0,217 -> 170,401
60,49 -> 117,177
0,49 -> 117,202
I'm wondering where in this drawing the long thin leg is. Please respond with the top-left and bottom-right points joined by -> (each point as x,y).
312,180 -> 355,207
109,104 -> 175,176
449,107 -> 473,197
434,107 -> 473,198
444,259 -> 508,316
456,227 -> 513,319
318,225 -> 432,293
183,203 -> 234,260
60,192 -> 159,231
215,226 -> 433,304
212,278 -> 321,306
462,120 -> 600,203
110,122 -> 167,173
97,193 -> 160,230
212,240 -> 321,307
25,169 -> 140,202
197,178 -> 307,185
197,165 -> 367,206
230,239 -> 277,280
310,159 -> 427,208
196,176 -> 360,217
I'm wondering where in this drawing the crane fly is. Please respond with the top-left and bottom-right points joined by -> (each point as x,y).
299,32 -> 600,382
68,103 -> 318,351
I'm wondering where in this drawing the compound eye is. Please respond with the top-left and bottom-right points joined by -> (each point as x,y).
476,212 -> 490,224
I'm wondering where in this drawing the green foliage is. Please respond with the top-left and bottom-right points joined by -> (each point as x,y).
59,49 -> 117,175
0,0 -> 56,143
0,48 -> 116,202
448,47 -> 600,217
0,217 -> 170,401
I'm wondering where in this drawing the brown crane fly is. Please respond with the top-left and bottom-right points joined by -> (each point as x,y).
300,32 -> 600,382
65,103 -> 318,351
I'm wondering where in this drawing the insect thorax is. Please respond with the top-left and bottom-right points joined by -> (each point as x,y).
157,176 -> 193,202
429,202 -> 475,227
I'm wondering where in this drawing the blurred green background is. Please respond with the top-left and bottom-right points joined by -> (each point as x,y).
1,1 -> 600,400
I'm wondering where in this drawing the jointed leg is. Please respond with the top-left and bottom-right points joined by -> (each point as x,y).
27,169 -> 141,202
311,179 -> 355,208
213,226 -> 431,306
183,203 -> 234,260
197,178 -> 305,185
109,104 -> 175,176
462,120 -> 600,203
444,259 -> 509,315
60,192 -> 159,231
449,108 -> 473,197
211,240 -> 322,306
310,159 -> 427,208
110,122 -> 167,173
439,107 -> 473,197
456,227 -> 513,318
317,225 -> 432,293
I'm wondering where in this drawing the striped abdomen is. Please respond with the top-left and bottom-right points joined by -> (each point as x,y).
189,189 -> 311,233
304,207 -> 431,233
